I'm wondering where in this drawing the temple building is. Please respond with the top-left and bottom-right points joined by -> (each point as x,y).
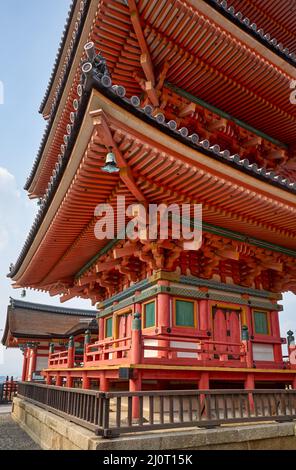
2,299 -> 96,382
7,0 -> 296,394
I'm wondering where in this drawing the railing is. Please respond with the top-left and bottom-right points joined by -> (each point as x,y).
0,377 -> 18,404
48,350 -> 70,369
85,337 -> 131,365
141,334 -> 247,365
18,383 -> 296,438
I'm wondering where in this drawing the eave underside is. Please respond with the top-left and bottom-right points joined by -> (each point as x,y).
11,90 -> 296,302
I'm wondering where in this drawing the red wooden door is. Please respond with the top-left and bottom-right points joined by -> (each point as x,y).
118,314 -> 127,339
212,308 -> 241,358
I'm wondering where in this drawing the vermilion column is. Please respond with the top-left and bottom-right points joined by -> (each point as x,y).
82,371 -> 90,390
157,281 -> 170,331
129,373 -> 142,420
245,373 -> 255,412
30,345 -> 37,380
21,349 -> 28,381
100,373 -> 109,392
270,310 -> 282,363
66,373 -> 73,388
56,373 -> 62,387
99,317 -> 104,341
199,372 -> 209,390
67,336 -> 75,368
199,300 -> 208,331
199,372 -> 209,416
130,312 -> 141,364
157,281 -> 170,359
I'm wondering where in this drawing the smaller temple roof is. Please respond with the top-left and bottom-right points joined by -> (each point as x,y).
1,298 -> 96,347
64,319 -> 98,337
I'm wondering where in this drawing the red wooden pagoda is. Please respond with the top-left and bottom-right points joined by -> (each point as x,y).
8,0 -> 296,397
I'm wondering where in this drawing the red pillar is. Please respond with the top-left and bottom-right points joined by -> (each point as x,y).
21,349 -> 28,381
82,371 -> 90,390
270,311 -> 282,363
30,345 -> 37,380
157,282 -> 170,359
67,336 -> 75,368
199,372 -> 209,390
100,373 -> 109,392
199,300 -> 209,331
99,317 -> 104,341
131,313 -> 142,364
245,373 -> 255,412
129,372 -> 142,420
56,373 -> 62,387
199,372 -> 209,417
66,373 -> 73,388
157,281 -> 170,331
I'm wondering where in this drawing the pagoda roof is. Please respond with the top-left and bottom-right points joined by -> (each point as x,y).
8,81 -> 296,299
1,298 -> 96,347
218,0 -> 296,58
25,0 -> 296,199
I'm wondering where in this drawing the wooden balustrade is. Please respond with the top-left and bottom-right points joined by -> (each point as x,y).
84,336 -> 132,366
141,334 -> 247,366
48,350 -> 73,369
18,382 -> 296,439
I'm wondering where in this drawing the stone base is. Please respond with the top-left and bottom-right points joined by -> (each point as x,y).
12,397 -> 296,450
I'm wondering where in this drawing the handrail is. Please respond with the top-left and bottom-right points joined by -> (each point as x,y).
18,382 -> 296,439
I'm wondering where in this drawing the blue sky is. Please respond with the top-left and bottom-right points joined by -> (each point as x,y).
0,0 -> 93,376
0,1 -> 295,377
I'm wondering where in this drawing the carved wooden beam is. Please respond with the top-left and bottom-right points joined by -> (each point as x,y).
91,111 -> 146,203
127,0 -> 159,106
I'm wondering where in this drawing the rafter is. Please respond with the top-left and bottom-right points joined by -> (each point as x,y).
91,110 -> 146,204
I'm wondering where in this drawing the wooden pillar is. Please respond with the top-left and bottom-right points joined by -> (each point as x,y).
199,372 -> 209,390
67,336 -> 75,368
66,373 -> 73,388
21,349 -> 28,381
100,373 -> 109,392
84,329 -> 91,365
245,373 -> 255,412
241,325 -> 252,368
99,317 -> 104,341
199,299 -> 209,331
45,374 -> 51,385
131,312 -> 142,364
82,371 -> 90,390
129,372 -> 142,420
199,372 -> 209,416
30,345 -> 37,380
56,373 -> 62,387
270,311 -> 282,363
157,281 -> 170,359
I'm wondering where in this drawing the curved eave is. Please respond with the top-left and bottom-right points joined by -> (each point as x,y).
25,0 -> 96,195
202,0 -> 296,67
9,86 -> 296,288
209,0 -> 296,58
40,0 -> 86,117
25,0 -> 296,198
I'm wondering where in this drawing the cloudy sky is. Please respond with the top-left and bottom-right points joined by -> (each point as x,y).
0,0 -> 92,377
0,1 -> 295,377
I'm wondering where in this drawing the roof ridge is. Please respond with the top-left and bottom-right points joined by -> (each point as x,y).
9,297 -> 96,316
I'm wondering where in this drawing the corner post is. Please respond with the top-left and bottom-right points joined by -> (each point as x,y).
67,336 -> 75,368
84,329 -> 91,365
